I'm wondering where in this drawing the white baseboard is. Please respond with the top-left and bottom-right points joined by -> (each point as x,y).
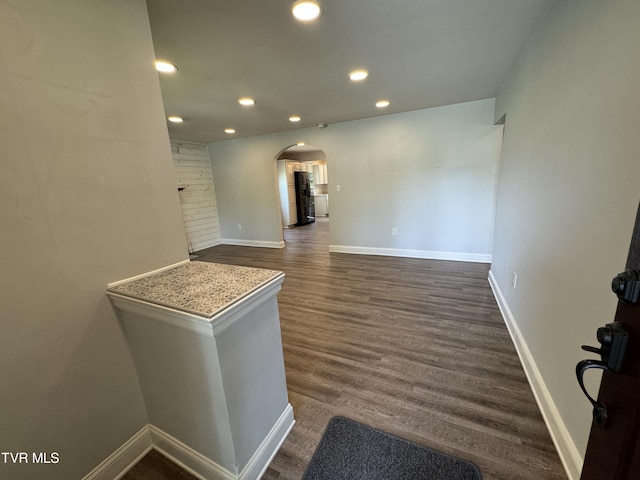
149,425 -> 235,480
191,238 -> 222,252
222,238 -> 286,249
239,404 -> 295,480
329,245 -> 492,263
487,270 -> 582,480
85,403 -> 295,480
82,426 -> 152,480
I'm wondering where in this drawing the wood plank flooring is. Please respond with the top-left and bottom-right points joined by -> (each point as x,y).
127,216 -> 567,480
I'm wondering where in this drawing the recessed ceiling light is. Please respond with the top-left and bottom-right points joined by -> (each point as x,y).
297,142 -> 305,146
167,116 -> 183,123
238,97 -> 256,106
225,128 -> 236,134
349,69 -> 368,81
155,60 -> 178,73
291,0 -> 322,22
376,100 -> 390,108
289,115 -> 301,122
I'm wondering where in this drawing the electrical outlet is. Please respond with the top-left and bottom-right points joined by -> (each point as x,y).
512,272 -> 518,288
238,224 -> 242,230
392,228 -> 398,236
336,185 -> 341,192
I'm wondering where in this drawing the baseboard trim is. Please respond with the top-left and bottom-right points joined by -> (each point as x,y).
81,425 -> 152,480
329,245 -> 492,263
488,270 -> 582,480
191,238 -> 222,252
239,404 -> 295,480
222,239 -> 286,249
149,425 -> 235,480
86,404 -> 295,480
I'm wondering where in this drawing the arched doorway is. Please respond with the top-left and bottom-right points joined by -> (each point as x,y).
274,144 -> 329,243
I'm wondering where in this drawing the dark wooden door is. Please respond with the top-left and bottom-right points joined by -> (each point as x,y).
580,203 -> 640,480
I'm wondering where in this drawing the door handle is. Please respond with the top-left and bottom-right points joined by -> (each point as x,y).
576,359 -> 610,425
585,322 -> 629,372
575,321 -> 628,427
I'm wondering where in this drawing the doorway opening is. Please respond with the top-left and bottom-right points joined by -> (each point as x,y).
274,144 -> 329,245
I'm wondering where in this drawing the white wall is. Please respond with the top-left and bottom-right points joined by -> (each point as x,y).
171,140 -> 221,252
209,99 -> 503,261
490,1 -> 640,478
0,1 -> 188,479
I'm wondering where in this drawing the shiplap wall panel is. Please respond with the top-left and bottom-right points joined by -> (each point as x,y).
170,140 -> 221,252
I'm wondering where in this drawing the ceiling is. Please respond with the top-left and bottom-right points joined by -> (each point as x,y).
146,0 -> 552,144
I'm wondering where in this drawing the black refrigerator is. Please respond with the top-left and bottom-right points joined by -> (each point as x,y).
294,171 -> 315,225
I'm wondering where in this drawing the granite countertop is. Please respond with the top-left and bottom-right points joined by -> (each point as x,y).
107,261 -> 283,319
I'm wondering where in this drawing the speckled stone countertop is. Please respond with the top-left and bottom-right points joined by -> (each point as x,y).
107,261 -> 284,319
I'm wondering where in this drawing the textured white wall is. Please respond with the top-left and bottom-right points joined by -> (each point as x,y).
491,0 -> 640,476
0,1 -> 188,478
209,99 -> 502,260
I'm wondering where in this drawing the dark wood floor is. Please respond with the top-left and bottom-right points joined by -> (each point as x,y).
123,449 -> 199,480
126,216 -> 567,480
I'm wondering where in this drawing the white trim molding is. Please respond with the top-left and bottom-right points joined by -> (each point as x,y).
210,275 -> 284,336
107,273 -> 284,338
106,260 -> 191,289
81,426 -> 152,480
329,245 -> 492,263
107,292 -> 215,337
84,404 -> 294,480
193,238 -> 223,251
238,404 -> 295,480
149,425 -> 234,480
222,238 -> 285,249
488,270 -> 582,480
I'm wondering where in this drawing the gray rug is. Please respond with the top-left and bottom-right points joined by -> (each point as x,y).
302,417 -> 482,480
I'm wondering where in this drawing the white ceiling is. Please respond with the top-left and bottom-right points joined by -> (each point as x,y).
147,0 -> 552,144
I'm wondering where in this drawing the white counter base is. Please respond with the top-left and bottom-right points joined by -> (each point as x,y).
104,262 -> 293,480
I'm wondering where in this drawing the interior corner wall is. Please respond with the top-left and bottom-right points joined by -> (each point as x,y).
208,99 -> 502,260
490,0 -> 640,478
0,1 -> 188,479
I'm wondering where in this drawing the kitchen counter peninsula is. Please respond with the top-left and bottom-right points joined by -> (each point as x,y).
107,260 -> 293,480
